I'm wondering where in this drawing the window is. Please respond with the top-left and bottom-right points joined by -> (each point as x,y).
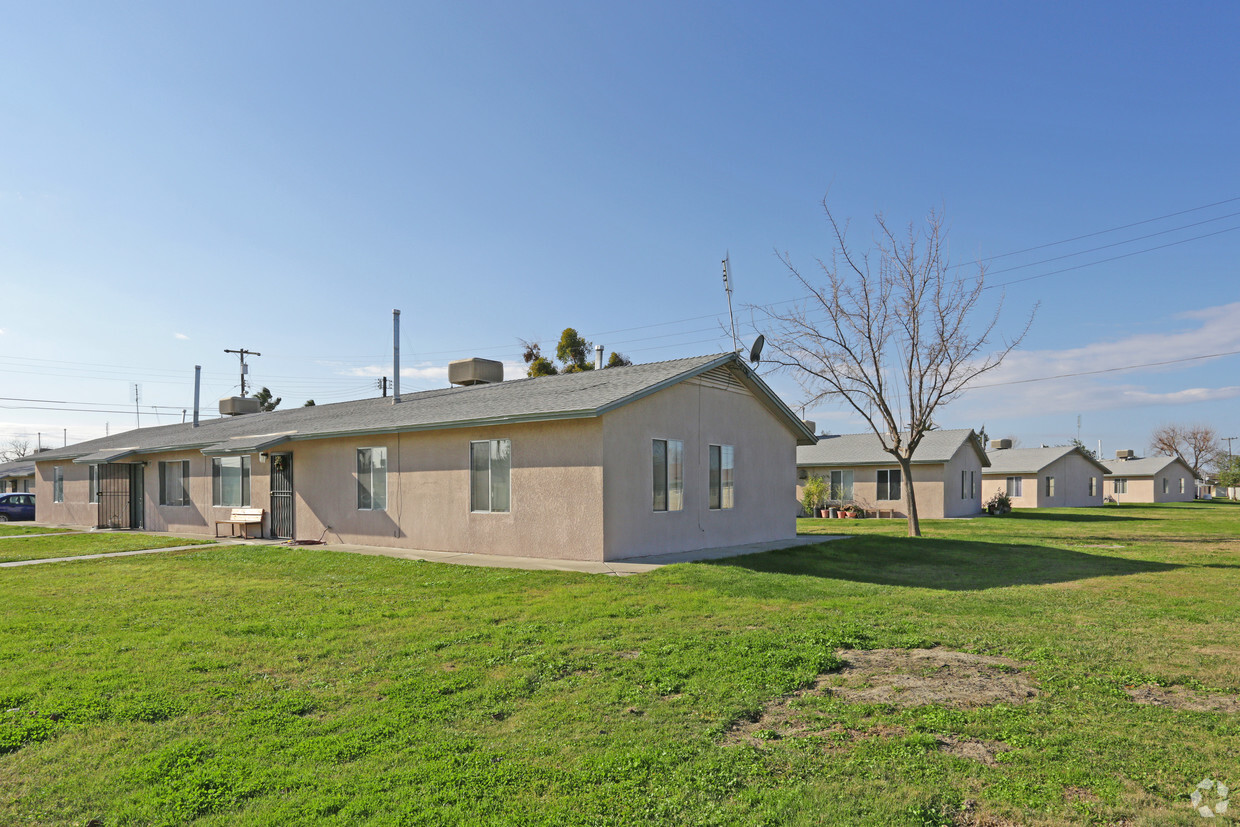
1180,478 -> 1186,494
89,465 -> 99,504
829,469 -> 853,501
876,469 -> 901,501
1089,476 -> 1097,497
212,456 -> 251,507
1114,478 -> 1127,494
356,447 -> 388,510
160,460 -> 190,507
53,466 -> 63,503
652,439 -> 683,512
1045,476 -> 1055,497
961,470 -> 976,499
1006,476 -> 1023,497
709,444 -> 734,510
470,439 -> 511,513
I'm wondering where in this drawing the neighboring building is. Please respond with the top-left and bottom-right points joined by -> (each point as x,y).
981,443 -> 1108,508
30,354 -> 816,561
796,428 -> 988,518
1102,452 -> 1196,503
0,460 -> 35,493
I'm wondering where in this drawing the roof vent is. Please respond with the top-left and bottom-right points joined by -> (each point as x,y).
448,358 -> 503,387
990,438 -> 1012,450
1115,449 -> 1136,459
219,396 -> 260,416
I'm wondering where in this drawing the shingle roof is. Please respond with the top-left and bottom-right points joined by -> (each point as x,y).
0,460 -> 35,479
31,353 -> 815,464
796,428 -> 985,467
983,445 -> 1110,475
1102,456 -> 1193,477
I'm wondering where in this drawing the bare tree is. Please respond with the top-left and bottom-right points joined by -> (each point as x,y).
761,201 -> 1034,536
1150,423 -> 1221,478
0,438 -> 32,463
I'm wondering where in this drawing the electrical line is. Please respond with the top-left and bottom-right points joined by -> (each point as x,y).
970,348 -> 1240,389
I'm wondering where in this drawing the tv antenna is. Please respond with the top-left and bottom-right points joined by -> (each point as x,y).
224,348 -> 261,397
132,383 -> 142,428
721,253 -> 739,352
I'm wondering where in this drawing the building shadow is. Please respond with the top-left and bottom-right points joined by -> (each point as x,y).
1005,511 -> 1152,523
707,537 -> 1180,591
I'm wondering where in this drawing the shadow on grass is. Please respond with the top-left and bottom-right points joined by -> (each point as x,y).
1006,511 -> 1152,523
710,537 -> 1180,590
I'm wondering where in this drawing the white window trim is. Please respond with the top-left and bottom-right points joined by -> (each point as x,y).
708,444 -> 735,511
652,438 -> 684,513
471,439 -> 512,514
356,447 -> 388,511
53,466 -> 64,503
876,468 -> 902,501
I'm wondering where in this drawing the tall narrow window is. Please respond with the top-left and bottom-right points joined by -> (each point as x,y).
829,469 -> 853,501
1088,477 -> 1097,497
53,466 -> 64,503
212,456 -> 251,507
357,447 -> 388,510
652,439 -> 683,512
1161,477 -> 1169,494
470,439 -> 511,513
1180,478 -> 1185,494
159,461 -> 190,507
1045,476 -> 1055,497
876,469 -> 902,501
971,471 -> 976,498
709,444 -> 734,510
1006,476 -> 1023,497
89,465 -> 99,504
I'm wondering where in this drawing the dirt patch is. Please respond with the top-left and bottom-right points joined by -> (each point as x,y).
951,801 -> 1026,826
1125,684 -> 1240,713
822,648 -> 1038,709
936,734 -> 1009,767
724,648 -> 1038,747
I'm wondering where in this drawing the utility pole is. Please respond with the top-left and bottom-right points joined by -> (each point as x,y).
378,377 -> 388,398
1225,436 -> 1237,461
224,348 -> 261,397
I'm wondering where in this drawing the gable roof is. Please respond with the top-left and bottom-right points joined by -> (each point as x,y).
796,428 -> 987,467
983,445 -> 1110,475
1102,455 -> 1195,478
0,460 -> 35,479
30,353 -> 816,465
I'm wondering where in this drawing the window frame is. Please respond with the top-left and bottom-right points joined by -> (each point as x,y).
1114,478 -> 1127,494
1005,476 -> 1023,497
159,460 -> 190,507
470,438 -> 512,514
828,469 -> 853,502
1161,477 -> 1169,495
651,438 -> 684,513
89,465 -> 99,504
1045,476 -> 1055,497
211,456 -> 251,508
1179,477 -> 1185,494
876,468 -> 902,501
356,447 -> 389,511
1088,476 -> 1097,497
708,444 -> 734,510
52,466 -> 64,503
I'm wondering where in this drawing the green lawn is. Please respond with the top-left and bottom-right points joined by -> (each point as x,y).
1,504 -> 1237,825
0,525 -> 76,538
0,533 -> 213,564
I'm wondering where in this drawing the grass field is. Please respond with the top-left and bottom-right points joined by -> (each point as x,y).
1,503 -> 1237,825
0,533 -> 212,565
0,525 -> 76,538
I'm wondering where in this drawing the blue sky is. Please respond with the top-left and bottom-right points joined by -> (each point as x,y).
2,1 -> 1237,459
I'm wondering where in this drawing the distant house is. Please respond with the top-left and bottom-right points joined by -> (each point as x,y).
30,354 -> 816,561
1102,452 -> 1196,503
796,429 -> 988,518
980,443 -> 1108,508
0,460 -> 35,493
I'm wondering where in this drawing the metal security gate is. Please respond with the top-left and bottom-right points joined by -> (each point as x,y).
97,463 -> 143,529
270,453 -> 294,540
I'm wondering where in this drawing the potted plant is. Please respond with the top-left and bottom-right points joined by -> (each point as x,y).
801,475 -> 827,519
985,491 -> 1012,515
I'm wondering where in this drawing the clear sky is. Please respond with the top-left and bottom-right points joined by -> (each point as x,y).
2,1 -> 1237,460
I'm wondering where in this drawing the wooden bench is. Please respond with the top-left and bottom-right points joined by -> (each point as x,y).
215,507 -> 264,538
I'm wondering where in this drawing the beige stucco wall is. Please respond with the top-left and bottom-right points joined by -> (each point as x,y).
1107,469 -> 1194,503
34,462 -> 96,526
980,454 -> 1104,508
601,377 -> 800,559
942,443 -> 985,518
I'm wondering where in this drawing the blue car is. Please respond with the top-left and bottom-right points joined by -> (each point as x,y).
0,493 -> 35,522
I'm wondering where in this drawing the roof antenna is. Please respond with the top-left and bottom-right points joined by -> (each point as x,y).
721,253 -> 739,353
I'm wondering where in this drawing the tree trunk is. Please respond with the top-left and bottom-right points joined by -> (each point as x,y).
898,455 -> 921,537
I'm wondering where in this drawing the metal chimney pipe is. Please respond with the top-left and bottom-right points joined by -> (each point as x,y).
193,365 -> 201,427
393,309 -> 401,404
595,344 -> 603,369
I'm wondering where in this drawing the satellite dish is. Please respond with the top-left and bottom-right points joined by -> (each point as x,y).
749,334 -> 765,365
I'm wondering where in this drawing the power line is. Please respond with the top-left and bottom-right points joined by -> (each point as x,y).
970,348 -> 1240,389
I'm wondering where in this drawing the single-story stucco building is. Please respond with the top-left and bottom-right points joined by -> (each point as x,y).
30,353 -> 816,561
980,443 -> 1109,508
1102,452 -> 1196,503
0,460 -> 35,493
796,428 -> 988,518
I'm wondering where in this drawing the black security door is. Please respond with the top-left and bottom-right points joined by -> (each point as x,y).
97,464 -> 131,529
270,453 -> 294,539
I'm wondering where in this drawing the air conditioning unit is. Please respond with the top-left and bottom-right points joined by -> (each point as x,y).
219,396 -> 260,416
990,438 -> 1013,450
1115,449 -> 1136,459
448,358 -> 504,386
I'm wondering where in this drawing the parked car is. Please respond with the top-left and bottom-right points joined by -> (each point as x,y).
0,492 -> 35,521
